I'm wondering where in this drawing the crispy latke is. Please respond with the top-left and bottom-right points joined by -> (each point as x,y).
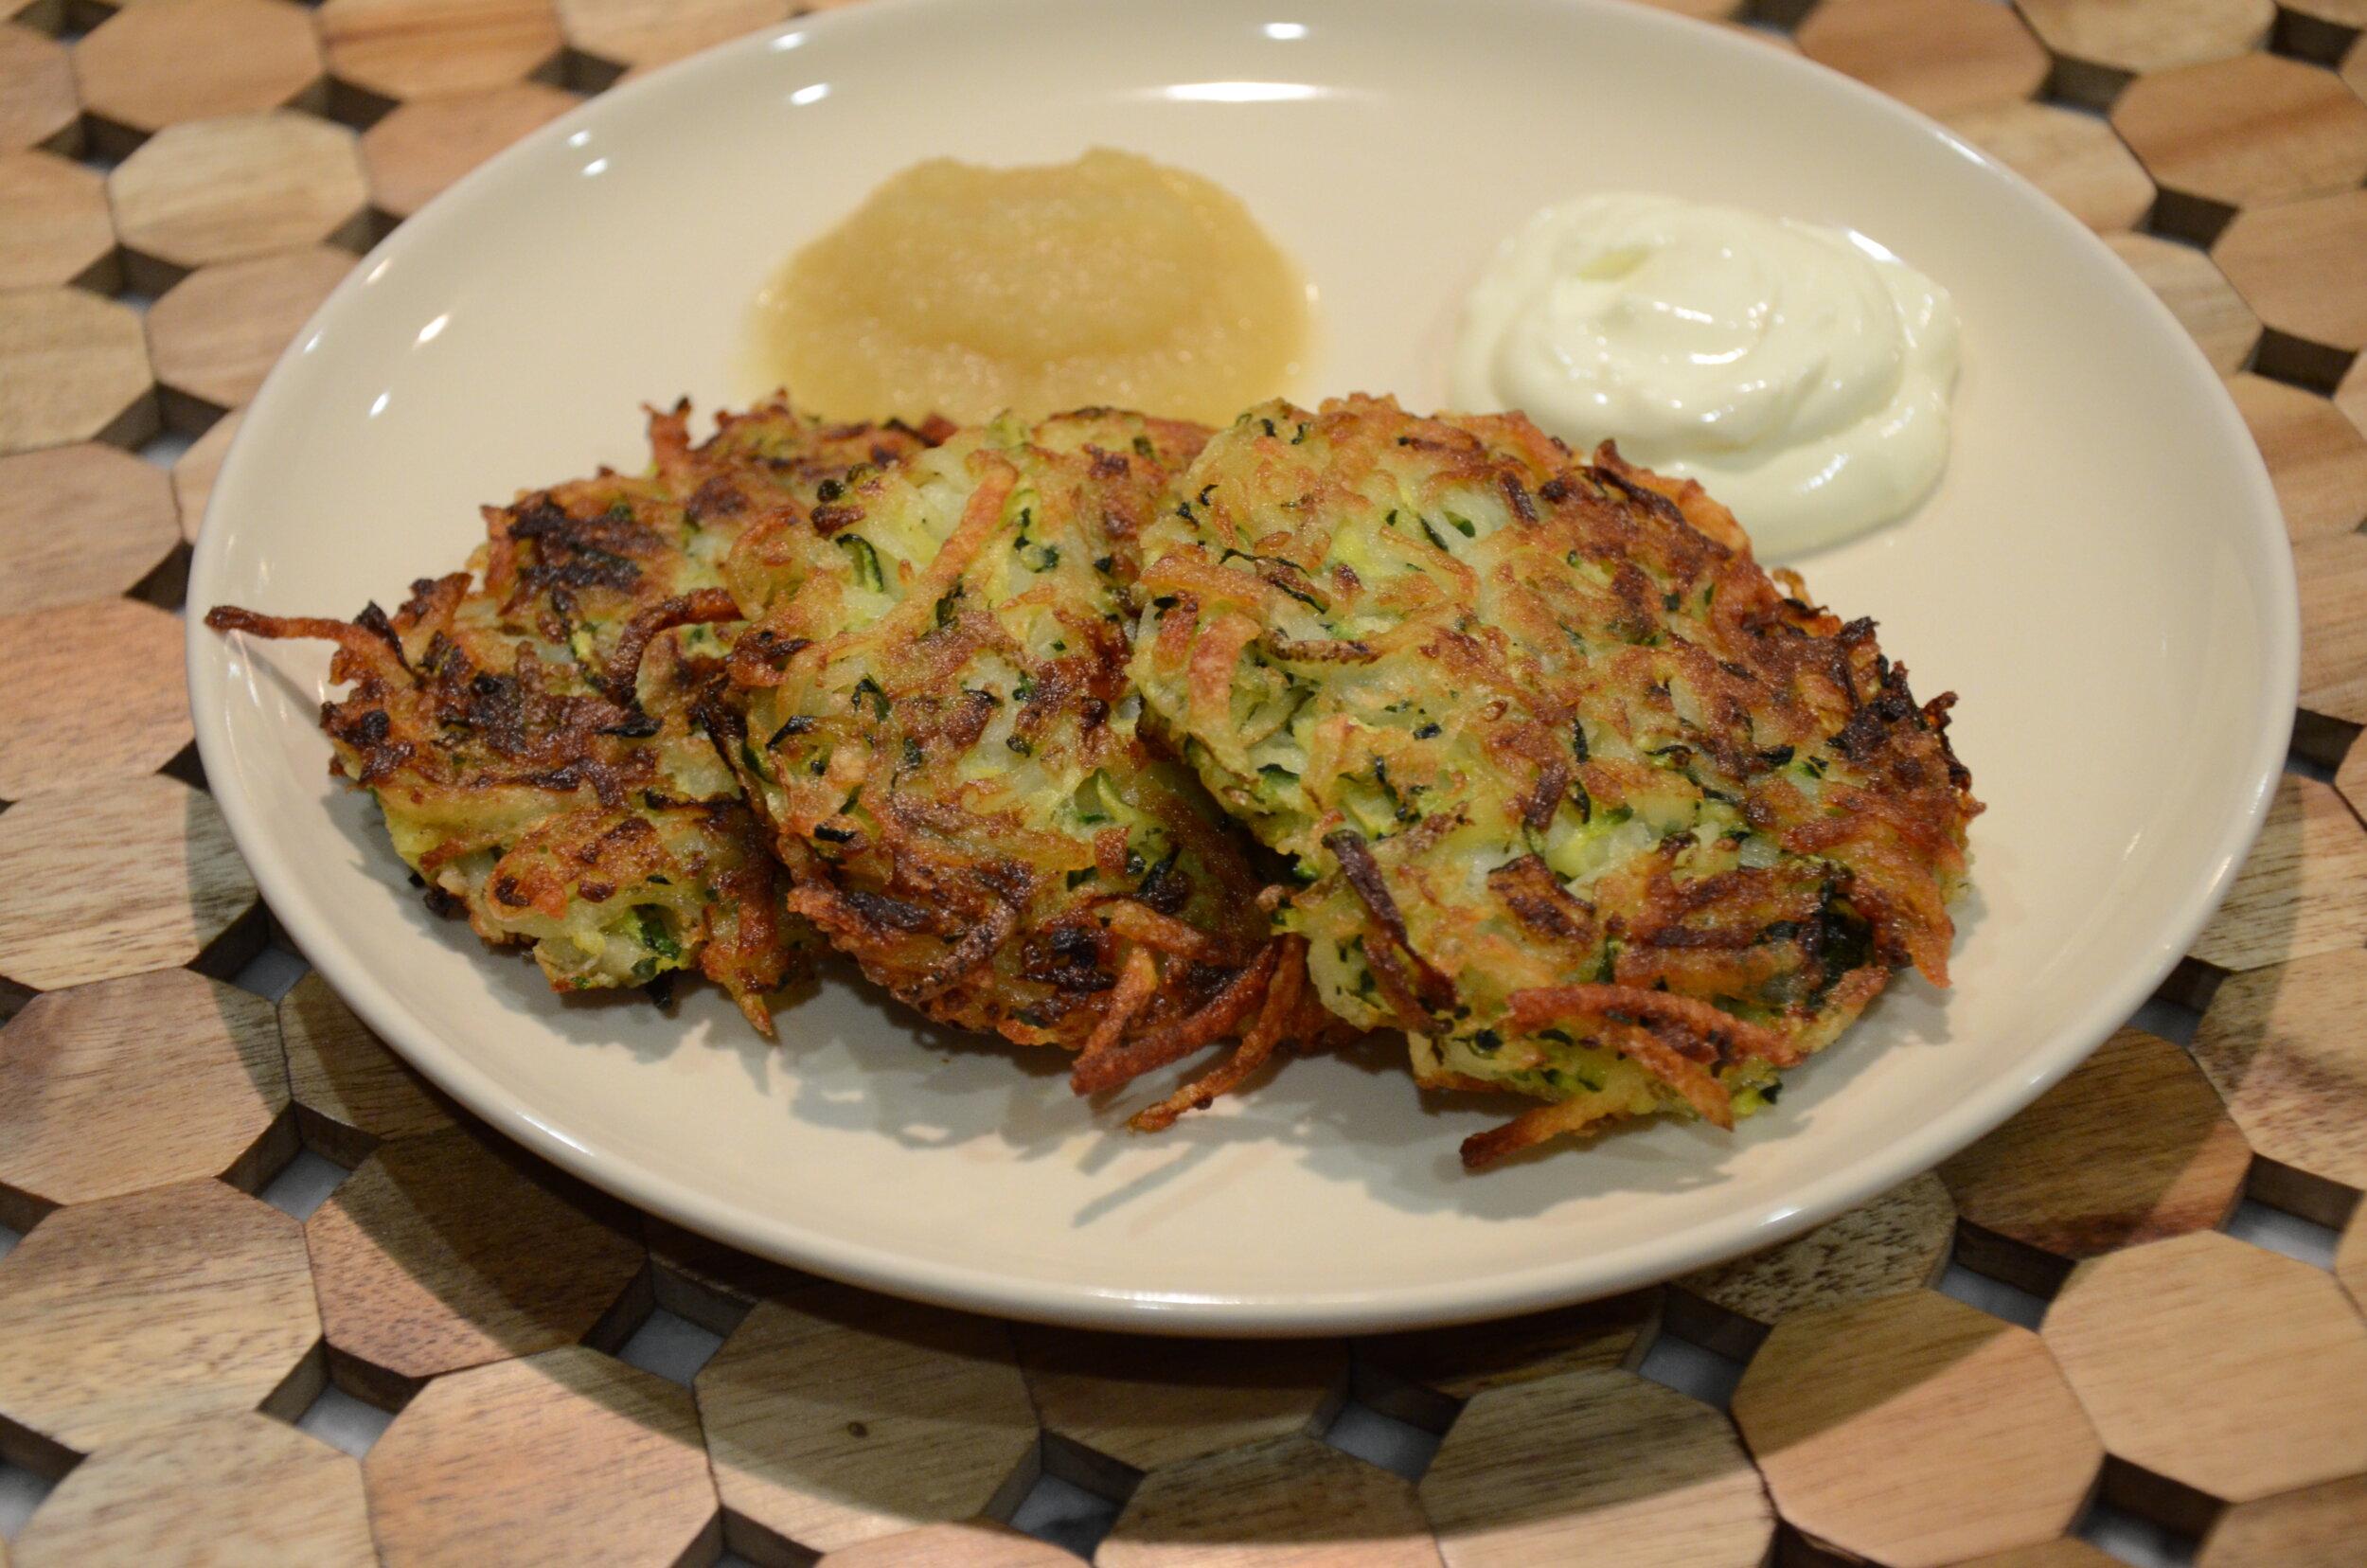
1129,395 -> 1978,1165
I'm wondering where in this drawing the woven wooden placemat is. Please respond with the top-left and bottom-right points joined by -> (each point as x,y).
3,0 -> 2365,1564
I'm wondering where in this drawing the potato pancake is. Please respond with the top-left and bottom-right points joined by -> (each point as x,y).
1129,395 -> 1977,1165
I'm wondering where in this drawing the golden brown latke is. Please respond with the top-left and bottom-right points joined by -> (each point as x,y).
1129,395 -> 1978,1165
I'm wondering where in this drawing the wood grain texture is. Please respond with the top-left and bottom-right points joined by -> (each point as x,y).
0,1178 -> 319,1454
71,0 -> 324,141
696,1289 -> 1036,1557
107,110 -> 368,280
2111,53 -> 2367,210
2016,0 -> 2273,75
2198,1473 -> 2367,1568
9,1411 -> 374,1568
2044,1232 -> 2367,1502
1940,98 -> 2154,232
2296,529 -> 2367,722
2215,188 -> 2367,354
644,1212 -> 810,1335
358,80 -> 577,220
0,286 -> 155,455
1421,1365 -> 1772,1568
1676,1172 -> 1955,1342
367,1345 -> 720,1568
146,246 -> 354,413
0,150 -> 113,291
0,967 -> 284,1206
2193,947 -> 2367,1191
1012,1325 -> 1349,1474
0,441 -> 179,615
278,968 -> 453,1163
0,598 -> 191,799
2102,232 -> 2259,373
2187,773 -> 2367,970
318,0 -> 563,101
1352,1289 -> 1658,1407
0,775 -> 256,992
1945,1544 -> 2124,1568
555,0 -> 787,73
1732,1290 -> 2100,1568
305,1122 -> 645,1383
1099,1432 -> 1442,1568
813,1521 -> 1079,1568
1793,0 -> 2047,116
172,405 -> 240,543
2230,372 -> 2367,538
0,23 -> 78,155
1938,1025 -> 2250,1258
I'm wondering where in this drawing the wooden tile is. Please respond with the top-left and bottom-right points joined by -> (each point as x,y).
0,151 -> 113,291
2016,0 -> 2273,77
0,1179 -> 319,1454
318,0 -> 563,103
1941,99 -> 2155,233
2339,1203 -> 2366,1314
278,968 -> 453,1163
2101,232 -> 2259,374
1421,1365 -> 1771,1568
1945,1544 -> 2124,1568
0,286 -> 155,455
556,0 -> 786,75
644,1212 -> 810,1333
359,80 -> 577,220
0,968 -> 284,1206
814,1521 -> 1078,1568
2216,190 -> 2367,355
1939,1026 -> 2249,1259
1794,0 -> 2047,116
0,441 -> 177,617
2112,54 -> 2367,211
0,23 -> 78,155
2043,1231 -> 2367,1503
146,246 -> 353,415
107,110 -> 368,284
0,598 -> 190,799
697,1289 -> 1036,1557
2340,350 -> 2367,452
72,0 -> 324,145
172,404 -> 240,543
2194,947 -> 2367,1192
1732,1290 -> 2100,1567
367,1345 -> 720,1568
1100,1432 -> 1442,1568
2296,530 -> 2367,723
1012,1325 -> 1348,1474
2198,1472 -> 2367,1568
2348,30 -> 2367,106
1676,1172 -> 1955,1341
0,775 -> 256,992
1353,1290 -> 1658,1407
2229,372 -> 2367,538
2187,773 -> 2367,971
305,1123 -> 644,1386
9,1412 -> 374,1568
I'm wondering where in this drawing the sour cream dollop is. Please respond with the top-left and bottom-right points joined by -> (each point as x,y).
1449,192 -> 1958,557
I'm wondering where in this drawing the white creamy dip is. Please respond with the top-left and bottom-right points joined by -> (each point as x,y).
1449,192 -> 1959,557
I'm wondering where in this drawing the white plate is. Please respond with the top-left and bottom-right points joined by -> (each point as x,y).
188,0 -> 2294,1334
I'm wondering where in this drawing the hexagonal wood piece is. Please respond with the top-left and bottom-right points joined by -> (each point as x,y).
2198,1472 -> 2367,1568
813,1521 -> 1077,1568
1676,1172 -> 1955,1345
108,111 -> 368,284
0,151 -> 113,291
1013,1325 -> 1349,1474
643,1212 -> 810,1334
146,246 -> 353,415
305,1123 -> 645,1387
72,0 -> 324,145
1947,1544 -> 2125,1568
1938,1025 -> 2249,1259
0,441 -> 179,615
367,1345 -> 719,1568
318,0 -> 563,102
1734,1290 -> 2100,1567
0,968 -> 285,1206
279,969 -> 453,1161
0,1179 -> 320,1454
1421,1365 -> 1771,1568
2044,1231 -> 2367,1503
1100,1432 -> 1442,1568
0,23 -> 78,154
9,1412 -> 374,1568
0,775 -> 256,992
2230,372 -> 2367,539
1794,0 -> 2047,117
1941,99 -> 2155,233
359,80 -> 578,221
0,286 -> 155,455
172,405 -> 240,543
2188,774 -> 2367,971
2113,54 -> 2367,212
2297,529 -> 2367,723
697,1289 -> 1036,1557
1353,1289 -> 1657,1408
2017,0 -> 2273,78
2194,946 -> 2367,1191
2216,190 -> 2367,355
0,598 -> 191,799
2102,232 -> 2259,374
556,0 -> 786,75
